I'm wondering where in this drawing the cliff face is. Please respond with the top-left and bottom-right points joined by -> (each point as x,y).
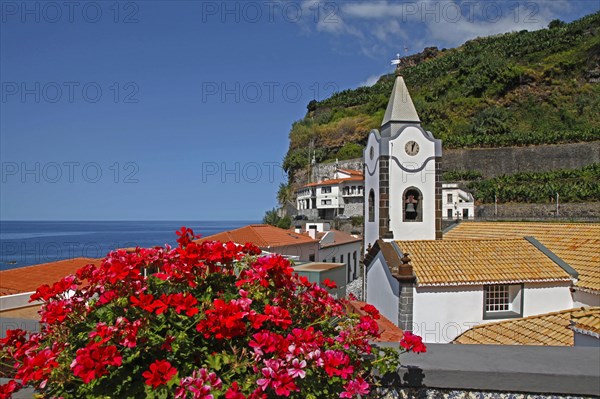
283,12 -> 600,185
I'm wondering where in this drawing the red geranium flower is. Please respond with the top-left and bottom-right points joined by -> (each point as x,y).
142,359 -> 178,388
400,331 -> 427,353
322,278 -> 337,289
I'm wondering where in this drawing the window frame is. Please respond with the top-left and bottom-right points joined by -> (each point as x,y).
483,284 -> 524,320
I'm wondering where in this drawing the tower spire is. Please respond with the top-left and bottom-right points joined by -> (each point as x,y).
381,55 -> 420,127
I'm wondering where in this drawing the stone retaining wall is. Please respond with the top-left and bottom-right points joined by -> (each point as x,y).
475,202 -> 600,220
443,141 -> 600,178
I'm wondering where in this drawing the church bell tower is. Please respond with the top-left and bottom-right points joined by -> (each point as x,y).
364,59 -> 442,249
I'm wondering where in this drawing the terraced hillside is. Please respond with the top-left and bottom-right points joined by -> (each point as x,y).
282,12 -> 600,181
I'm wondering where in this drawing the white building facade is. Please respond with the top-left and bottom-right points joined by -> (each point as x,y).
296,169 -> 364,220
366,240 -> 575,343
442,183 -> 475,220
295,222 -> 361,283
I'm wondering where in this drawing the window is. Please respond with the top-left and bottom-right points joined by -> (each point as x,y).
447,209 -> 453,219
403,187 -> 423,222
340,254 -> 344,263
332,256 -> 336,263
485,285 -> 509,312
321,187 -> 332,194
321,199 -> 332,205
447,193 -> 453,203
368,189 -> 375,222
309,254 -> 315,262
484,284 -> 523,319
347,252 -> 351,282
463,209 -> 469,219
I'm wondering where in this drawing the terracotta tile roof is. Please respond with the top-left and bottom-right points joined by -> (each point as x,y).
300,176 -> 363,189
0,258 -> 99,296
570,307 -> 600,336
195,224 -> 318,248
297,229 -> 361,248
453,307 -> 599,346
347,301 -> 404,342
444,222 -> 600,292
320,232 -> 361,247
395,238 -> 572,287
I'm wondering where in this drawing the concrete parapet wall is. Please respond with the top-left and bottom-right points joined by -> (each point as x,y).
373,343 -> 600,397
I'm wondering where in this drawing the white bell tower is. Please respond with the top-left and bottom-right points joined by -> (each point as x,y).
364,58 -> 442,249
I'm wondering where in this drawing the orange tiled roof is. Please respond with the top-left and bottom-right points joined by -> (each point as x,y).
571,307 -> 600,336
195,224 -> 318,248
395,238 -> 572,287
453,307 -> 599,346
320,230 -> 362,248
296,229 -> 361,247
444,222 -> 600,292
347,301 -> 404,342
0,257 -> 98,296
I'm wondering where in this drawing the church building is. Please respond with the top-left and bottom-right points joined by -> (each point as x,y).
362,66 -> 599,344
363,72 -> 442,250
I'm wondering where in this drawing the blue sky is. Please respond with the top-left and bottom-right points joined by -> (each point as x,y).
1,0 -> 598,221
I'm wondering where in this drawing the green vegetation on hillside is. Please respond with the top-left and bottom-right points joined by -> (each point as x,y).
466,163 -> 600,203
283,12 -> 600,177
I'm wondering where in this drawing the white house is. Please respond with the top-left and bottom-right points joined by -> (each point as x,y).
296,169 -> 364,220
444,222 -> 600,308
442,183 -> 475,220
365,238 -> 575,343
293,222 -> 362,283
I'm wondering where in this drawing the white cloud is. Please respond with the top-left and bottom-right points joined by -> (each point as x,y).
359,74 -> 382,87
294,1 -> 597,58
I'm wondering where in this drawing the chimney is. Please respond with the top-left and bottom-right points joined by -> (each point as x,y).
308,226 -> 317,240
294,225 -> 302,234
396,253 -> 414,279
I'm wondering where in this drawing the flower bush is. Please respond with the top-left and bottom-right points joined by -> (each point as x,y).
0,227 -> 425,399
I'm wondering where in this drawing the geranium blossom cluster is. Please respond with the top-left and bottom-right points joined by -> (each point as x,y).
0,227 -> 424,398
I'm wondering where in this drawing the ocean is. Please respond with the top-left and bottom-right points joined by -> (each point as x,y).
0,220 -> 258,271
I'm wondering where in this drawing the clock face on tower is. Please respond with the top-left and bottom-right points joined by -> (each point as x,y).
405,140 -> 420,156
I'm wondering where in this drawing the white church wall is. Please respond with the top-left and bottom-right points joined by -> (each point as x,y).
366,251 -> 399,324
522,282 -> 573,316
413,282 -> 574,343
364,132 -> 380,250
412,286 -> 483,343
388,126 -> 438,240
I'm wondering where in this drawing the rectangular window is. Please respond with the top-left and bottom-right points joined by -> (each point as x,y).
309,254 -> 315,262
321,199 -> 331,205
447,209 -> 453,219
485,285 -> 509,312
463,209 -> 469,219
332,256 -> 336,263
340,254 -> 344,263
321,187 -> 331,194
447,193 -> 453,203
484,284 -> 523,319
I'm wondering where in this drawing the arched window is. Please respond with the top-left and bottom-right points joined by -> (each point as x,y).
403,187 -> 423,222
368,189 -> 375,222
